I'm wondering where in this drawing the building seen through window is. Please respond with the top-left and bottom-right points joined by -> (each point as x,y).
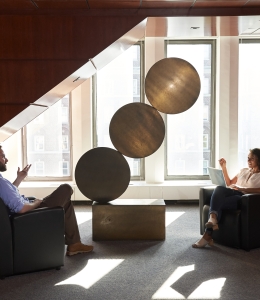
166,41 -> 214,178
23,95 -> 71,179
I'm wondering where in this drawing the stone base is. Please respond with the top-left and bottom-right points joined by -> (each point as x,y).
92,199 -> 165,241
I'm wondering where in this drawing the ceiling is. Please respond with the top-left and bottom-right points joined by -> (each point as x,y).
146,16 -> 260,36
0,0 -> 260,12
0,0 -> 257,9
1,0 -> 260,37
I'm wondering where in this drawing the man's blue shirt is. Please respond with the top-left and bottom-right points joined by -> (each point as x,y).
0,173 -> 29,213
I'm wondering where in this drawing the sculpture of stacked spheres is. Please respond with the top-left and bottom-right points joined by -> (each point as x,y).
75,57 -> 201,203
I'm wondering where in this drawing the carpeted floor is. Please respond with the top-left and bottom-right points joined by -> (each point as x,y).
1,203 -> 260,300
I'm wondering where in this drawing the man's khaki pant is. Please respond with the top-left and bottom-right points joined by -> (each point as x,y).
39,184 -> 80,245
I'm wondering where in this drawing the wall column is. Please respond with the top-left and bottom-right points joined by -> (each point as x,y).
145,37 -> 165,183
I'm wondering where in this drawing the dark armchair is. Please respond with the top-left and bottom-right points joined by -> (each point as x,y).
200,187 -> 260,251
0,197 -> 65,279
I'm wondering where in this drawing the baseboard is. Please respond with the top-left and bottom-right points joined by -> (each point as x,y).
72,199 -> 199,205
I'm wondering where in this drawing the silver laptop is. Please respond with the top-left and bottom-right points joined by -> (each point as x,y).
208,167 -> 227,187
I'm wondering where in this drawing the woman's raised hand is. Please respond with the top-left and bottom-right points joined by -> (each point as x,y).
218,158 -> 227,168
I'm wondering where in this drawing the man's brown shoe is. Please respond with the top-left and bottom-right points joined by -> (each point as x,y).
66,242 -> 94,256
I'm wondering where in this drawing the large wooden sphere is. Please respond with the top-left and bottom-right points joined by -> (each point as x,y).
145,57 -> 201,114
109,102 -> 165,158
75,147 -> 130,203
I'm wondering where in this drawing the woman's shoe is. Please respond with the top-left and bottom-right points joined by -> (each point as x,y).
192,237 -> 214,248
205,217 -> 218,229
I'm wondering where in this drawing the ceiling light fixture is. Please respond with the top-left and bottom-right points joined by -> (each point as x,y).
73,77 -> 80,82
29,103 -> 48,107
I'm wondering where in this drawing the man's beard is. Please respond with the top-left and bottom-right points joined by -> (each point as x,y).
0,163 -> 7,172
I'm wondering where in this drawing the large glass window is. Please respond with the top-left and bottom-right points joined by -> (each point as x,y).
93,42 -> 144,179
166,40 -> 215,179
238,40 -> 260,168
23,94 -> 71,180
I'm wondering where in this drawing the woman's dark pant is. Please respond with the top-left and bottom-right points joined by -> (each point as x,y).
205,186 -> 243,235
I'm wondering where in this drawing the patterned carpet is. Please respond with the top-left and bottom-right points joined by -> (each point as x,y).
1,203 -> 259,300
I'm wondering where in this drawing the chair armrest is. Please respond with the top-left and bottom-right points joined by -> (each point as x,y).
199,187 -> 215,206
11,206 -> 61,218
0,198 -> 13,277
11,207 -> 64,238
11,207 -> 65,274
199,187 -> 215,235
28,196 -> 36,203
240,193 -> 260,250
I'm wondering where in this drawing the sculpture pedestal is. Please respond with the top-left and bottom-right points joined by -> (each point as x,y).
92,199 -> 165,241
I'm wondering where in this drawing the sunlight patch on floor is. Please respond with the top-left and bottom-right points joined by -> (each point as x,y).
187,278 -> 226,299
75,212 -> 92,225
165,212 -> 185,227
152,265 -> 194,299
55,259 -> 124,289
152,264 -> 225,300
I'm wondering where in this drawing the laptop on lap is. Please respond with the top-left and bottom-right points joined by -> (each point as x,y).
208,167 -> 227,187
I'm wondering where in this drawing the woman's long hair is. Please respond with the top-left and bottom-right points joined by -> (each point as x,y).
250,148 -> 260,170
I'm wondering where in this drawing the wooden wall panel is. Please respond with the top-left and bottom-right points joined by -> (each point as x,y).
0,0 -> 35,9
0,60 -> 86,105
88,1 -> 140,9
0,15 -> 145,126
1,104 -> 28,125
35,0 -> 89,9
0,16 -> 144,59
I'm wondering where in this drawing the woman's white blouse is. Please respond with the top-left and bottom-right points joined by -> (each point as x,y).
236,168 -> 260,188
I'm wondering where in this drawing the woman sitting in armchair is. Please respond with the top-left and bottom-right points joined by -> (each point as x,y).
192,148 -> 260,248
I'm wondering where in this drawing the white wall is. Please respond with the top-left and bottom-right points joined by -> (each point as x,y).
1,36 -> 240,201
145,37 -> 165,184
216,36 -> 239,178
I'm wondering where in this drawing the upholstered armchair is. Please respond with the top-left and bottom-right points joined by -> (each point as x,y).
200,187 -> 260,251
0,197 -> 65,279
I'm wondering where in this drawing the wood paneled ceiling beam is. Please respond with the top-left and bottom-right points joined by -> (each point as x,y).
1,7 -> 260,17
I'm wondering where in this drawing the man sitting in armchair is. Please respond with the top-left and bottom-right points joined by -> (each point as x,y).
0,145 -> 93,256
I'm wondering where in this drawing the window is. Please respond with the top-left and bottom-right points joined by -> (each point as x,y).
174,159 -> 185,175
59,135 -> 69,151
203,105 -> 209,121
93,42 -> 144,179
59,161 -> 69,176
34,136 -> 44,151
203,134 -> 209,149
35,161 -> 44,176
23,94 -> 72,180
200,160 -> 209,175
166,40 -> 215,179
59,106 -> 69,124
203,160 -> 209,175
133,79 -> 138,95
238,40 -> 260,169
174,135 -> 185,150
203,77 -> 210,95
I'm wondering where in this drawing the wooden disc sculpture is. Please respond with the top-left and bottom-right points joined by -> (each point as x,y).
145,57 -> 201,114
109,102 -> 165,158
75,147 -> 130,203
75,57 -> 200,203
